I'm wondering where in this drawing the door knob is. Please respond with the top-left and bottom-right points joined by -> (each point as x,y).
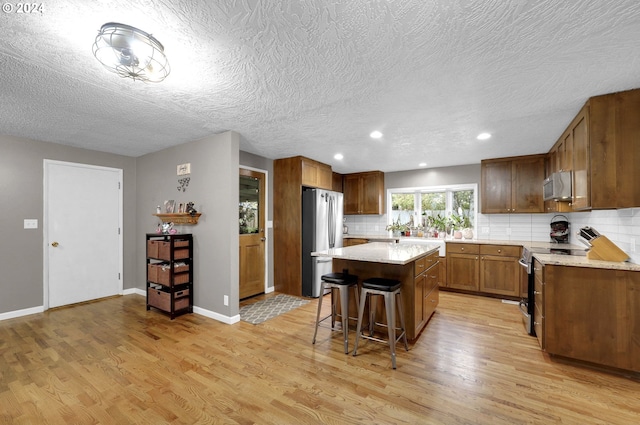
51,241 -> 59,247
261,238 -> 266,241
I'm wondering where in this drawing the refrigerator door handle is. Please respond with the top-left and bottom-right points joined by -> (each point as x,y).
316,258 -> 332,264
328,195 -> 336,248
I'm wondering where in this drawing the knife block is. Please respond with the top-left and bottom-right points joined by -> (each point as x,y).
587,236 -> 629,262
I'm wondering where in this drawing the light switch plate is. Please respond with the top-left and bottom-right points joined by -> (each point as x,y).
24,219 -> 38,229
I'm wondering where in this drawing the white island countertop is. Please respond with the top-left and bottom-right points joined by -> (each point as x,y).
312,242 -> 440,265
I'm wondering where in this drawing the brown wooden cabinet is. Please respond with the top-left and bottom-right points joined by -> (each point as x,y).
481,155 -> 545,214
413,251 -> 439,338
301,157 -> 333,190
274,156 -> 334,296
446,243 -> 480,291
533,259 -> 545,349
343,171 -> 384,215
542,263 -> 640,372
479,244 -> 521,297
549,88 -> 640,210
545,133 -> 573,213
343,238 -> 369,247
446,242 -> 521,298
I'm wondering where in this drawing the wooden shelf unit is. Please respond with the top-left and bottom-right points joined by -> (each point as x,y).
146,233 -> 193,319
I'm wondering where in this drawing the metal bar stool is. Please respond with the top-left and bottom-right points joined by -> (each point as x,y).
353,277 -> 408,369
312,271 -> 359,354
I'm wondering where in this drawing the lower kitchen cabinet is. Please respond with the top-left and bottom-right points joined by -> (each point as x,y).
479,244 -> 521,297
533,259 -> 545,349
446,242 -> 521,298
414,251 -> 439,336
446,243 -> 480,291
542,263 -> 640,373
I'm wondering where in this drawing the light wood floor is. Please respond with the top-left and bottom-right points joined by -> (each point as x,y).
1,291 -> 639,424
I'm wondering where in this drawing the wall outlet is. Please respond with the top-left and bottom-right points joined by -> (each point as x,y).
631,238 -> 636,253
223,295 -> 229,306
24,219 -> 38,229
506,227 -> 512,235
482,227 -> 490,234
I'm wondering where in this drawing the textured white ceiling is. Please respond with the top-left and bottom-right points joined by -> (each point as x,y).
1,1 -> 639,173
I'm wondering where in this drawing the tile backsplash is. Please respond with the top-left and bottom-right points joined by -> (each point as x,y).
344,208 -> 640,264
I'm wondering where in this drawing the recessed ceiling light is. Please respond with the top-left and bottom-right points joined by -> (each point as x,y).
477,132 -> 491,140
370,131 -> 383,139
419,162 -> 427,167
334,153 -> 344,160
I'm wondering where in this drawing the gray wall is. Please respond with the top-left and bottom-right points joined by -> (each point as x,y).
0,135 -> 137,314
385,164 -> 481,190
136,131 -> 241,317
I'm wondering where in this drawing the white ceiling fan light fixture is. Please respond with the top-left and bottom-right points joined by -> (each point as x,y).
334,153 -> 344,160
370,130 -> 383,139
92,22 -> 170,83
477,132 -> 492,140
418,162 -> 427,167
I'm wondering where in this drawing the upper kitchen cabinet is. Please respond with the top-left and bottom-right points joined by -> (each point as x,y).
481,154 -> 545,214
565,88 -> 640,210
544,131 -> 574,213
343,171 -> 385,215
300,157 -> 333,190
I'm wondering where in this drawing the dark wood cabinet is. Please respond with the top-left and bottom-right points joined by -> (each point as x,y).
446,243 -> 480,292
146,233 -> 193,319
446,242 -> 521,298
479,245 -> 521,297
542,263 -> 640,372
274,156 -> 334,296
481,155 -> 545,214
548,88 -> 640,211
343,171 -> 384,215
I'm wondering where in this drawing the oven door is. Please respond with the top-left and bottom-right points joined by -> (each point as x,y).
517,255 -> 535,336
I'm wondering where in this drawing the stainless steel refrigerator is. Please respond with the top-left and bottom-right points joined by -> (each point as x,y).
302,188 -> 344,297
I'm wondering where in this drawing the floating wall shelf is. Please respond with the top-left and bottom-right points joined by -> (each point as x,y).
153,213 -> 202,225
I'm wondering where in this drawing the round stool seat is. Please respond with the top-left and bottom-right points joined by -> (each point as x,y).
362,277 -> 401,292
321,272 -> 358,286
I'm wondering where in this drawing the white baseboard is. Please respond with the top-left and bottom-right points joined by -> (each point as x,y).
125,290 -> 240,324
0,305 -> 44,321
193,306 -> 240,324
265,286 -> 274,294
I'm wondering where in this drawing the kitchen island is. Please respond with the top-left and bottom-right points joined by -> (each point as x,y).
312,242 -> 441,340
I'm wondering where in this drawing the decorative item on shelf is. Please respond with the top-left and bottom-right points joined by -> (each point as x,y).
186,202 -> 197,216
92,22 -> 170,83
156,221 -> 175,234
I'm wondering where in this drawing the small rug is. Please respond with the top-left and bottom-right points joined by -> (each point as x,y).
240,294 -> 309,324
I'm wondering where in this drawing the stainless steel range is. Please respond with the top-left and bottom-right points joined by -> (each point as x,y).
518,245 -> 587,336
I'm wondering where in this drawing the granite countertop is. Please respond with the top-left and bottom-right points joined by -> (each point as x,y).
532,253 -> 640,271
312,242 -> 440,265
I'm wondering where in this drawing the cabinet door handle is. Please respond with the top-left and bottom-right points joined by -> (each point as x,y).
534,290 -> 541,295
461,247 -> 465,251
497,249 -> 501,253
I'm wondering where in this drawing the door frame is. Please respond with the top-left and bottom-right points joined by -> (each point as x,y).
239,165 -> 271,295
43,159 -> 124,310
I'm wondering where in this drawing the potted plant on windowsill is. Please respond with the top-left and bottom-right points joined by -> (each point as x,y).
386,217 -> 408,237
447,213 -> 464,239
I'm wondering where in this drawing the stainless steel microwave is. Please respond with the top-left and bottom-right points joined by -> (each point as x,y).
543,171 -> 572,201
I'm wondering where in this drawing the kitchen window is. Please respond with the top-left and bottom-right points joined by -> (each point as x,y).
387,184 -> 477,232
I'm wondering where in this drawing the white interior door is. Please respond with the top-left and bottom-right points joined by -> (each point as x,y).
44,160 -> 122,308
